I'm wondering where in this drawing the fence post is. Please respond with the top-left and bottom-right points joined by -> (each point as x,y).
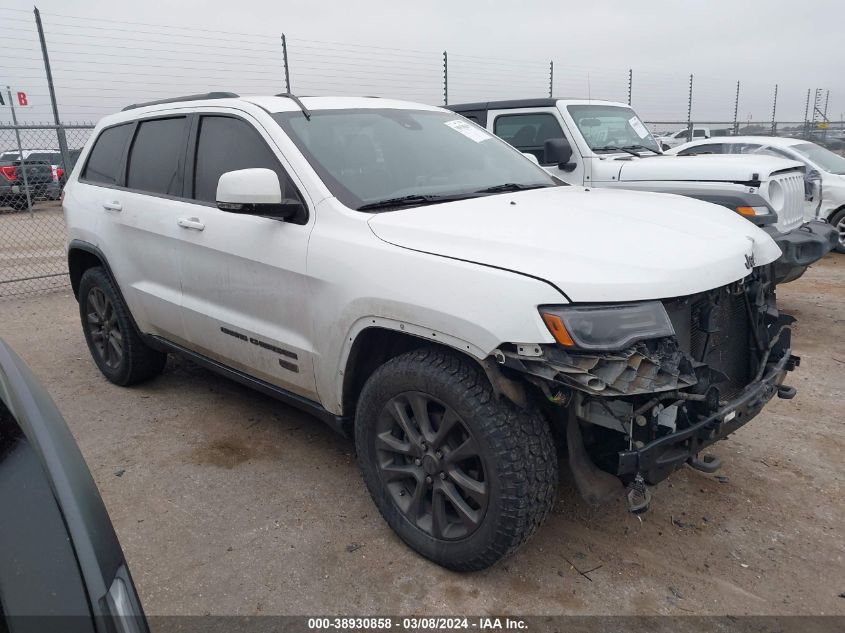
770,84 -> 778,135
548,61 -> 553,98
281,33 -> 291,93
627,69 -> 632,105
686,74 -> 694,141
7,87 -> 33,215
443,51 -> 448,106
732,80 -> 740,135
803,88 -> 811,138
33,7 -> 71,174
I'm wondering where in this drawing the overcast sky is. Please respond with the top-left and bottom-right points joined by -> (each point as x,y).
1,0 -> 843,129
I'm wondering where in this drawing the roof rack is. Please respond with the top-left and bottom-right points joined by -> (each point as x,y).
122,92 -> 239,112
275,93 -> 311,120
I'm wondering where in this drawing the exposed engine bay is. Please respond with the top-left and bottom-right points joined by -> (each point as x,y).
497,266 -> 799,505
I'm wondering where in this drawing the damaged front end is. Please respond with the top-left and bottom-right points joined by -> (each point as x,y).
498,266 -> 799,506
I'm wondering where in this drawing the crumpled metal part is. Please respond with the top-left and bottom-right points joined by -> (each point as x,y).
505,338 -> 698,397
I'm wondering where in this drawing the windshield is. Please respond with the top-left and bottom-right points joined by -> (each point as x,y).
789,142 -> 845,175
272,109 -> 558,210
566,104 -> 662,154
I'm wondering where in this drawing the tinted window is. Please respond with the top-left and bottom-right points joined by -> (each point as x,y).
126,117 -> 186,196
83,124 -> 133,185
27,152 -> 61,164
724,143 -> 762,155
678,143 -> 723,155
193,116 -> 298,204
693,129 -> 706,138
494,113 -> 565,163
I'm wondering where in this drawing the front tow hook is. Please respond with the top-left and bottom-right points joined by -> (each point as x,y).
689,452 -> 722,473
777,385 -> 797,399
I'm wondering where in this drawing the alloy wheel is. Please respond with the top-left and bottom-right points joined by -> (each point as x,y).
86,287 -> 123,370
375,391 -> 489,540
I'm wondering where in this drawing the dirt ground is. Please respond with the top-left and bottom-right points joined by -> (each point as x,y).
0,254 -> 842,617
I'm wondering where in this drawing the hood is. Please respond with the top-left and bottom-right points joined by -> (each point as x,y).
367,187 -> 782,303
595,154 -> 803,184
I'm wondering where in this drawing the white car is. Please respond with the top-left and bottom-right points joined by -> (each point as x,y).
63,93 -> 799,570
669,135 -> 845,253
447,99 -> 837,283
655,126 -> 712,149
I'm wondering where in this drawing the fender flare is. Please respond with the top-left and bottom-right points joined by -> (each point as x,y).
334,316 -> 488,410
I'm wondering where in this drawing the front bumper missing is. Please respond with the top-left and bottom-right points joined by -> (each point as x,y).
616,350 -> 797,484
766,220 -> 838,284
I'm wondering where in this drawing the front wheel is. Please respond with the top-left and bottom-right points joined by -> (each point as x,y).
355,348 -> 558,571
830,207 -> 845,254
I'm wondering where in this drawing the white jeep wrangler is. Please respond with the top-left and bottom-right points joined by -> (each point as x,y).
64,93 -> 799,571
447,99 -> 838,284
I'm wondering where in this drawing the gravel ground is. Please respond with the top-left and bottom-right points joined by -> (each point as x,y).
0,254 -> 842,616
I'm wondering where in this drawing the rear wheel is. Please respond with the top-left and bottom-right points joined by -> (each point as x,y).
355,348 -> 557,571
830,207 -> 845,254
78,267 -> 167,385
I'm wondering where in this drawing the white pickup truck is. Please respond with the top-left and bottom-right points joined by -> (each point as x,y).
448,99 -> 838,283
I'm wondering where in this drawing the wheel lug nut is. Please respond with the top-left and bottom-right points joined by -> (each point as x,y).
420,442 -> 427,451
425,475 -> 432,484
439,472 -> 446,480
414,458 -> 422,466
435,450 -> 443,458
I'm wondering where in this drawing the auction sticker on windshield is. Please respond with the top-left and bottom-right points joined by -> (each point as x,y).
628,116 -> 649,139
444,119 -> 492,142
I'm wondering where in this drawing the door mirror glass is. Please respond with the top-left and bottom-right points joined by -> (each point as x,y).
544,137 -> 574,171
216,168 -> 301,219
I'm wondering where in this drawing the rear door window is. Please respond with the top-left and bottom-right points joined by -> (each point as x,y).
82,124 -> 133,186
126,117 -> 188,196
191,115 -> 300,204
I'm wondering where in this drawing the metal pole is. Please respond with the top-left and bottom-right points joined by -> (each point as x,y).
803,88 -> 810,138
281,34 -> 291,93
548,61 -> 553,98
823,89 -> 830,143
732,80 -> 740,135
627,69 -> 632,105
687,74 -> 693,142
443,51 -> 448,106
7,87 -> 33,216
34,7 -> 70,174
770,84 -> 778,136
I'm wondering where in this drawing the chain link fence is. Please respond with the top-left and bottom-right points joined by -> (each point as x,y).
1,7 -> 843,297
0,124 -> 93,296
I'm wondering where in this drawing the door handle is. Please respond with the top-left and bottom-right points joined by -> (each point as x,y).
177,217 -> 205,231
102,200 -> 122,212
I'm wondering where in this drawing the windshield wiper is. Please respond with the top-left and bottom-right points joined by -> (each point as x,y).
622,144 -> 662,155
593,145 -> 641,157
474,183 -> 551,193
357,193 -> 472,212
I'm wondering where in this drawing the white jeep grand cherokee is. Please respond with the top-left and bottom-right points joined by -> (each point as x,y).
63,93 -> 799,571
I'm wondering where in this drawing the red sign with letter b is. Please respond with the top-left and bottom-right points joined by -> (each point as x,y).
17,92 -> 27,106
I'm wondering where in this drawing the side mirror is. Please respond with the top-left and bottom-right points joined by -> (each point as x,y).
544,137 -> 576,172
522,152 -> 540,165
216,168 -> 302,220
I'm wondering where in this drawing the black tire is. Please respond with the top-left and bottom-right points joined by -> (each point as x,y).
78,267 -> 167,386
355,347 -> 557,571
830,207 -> 845,254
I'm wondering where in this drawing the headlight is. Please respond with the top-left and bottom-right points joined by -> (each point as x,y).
766,179 -> 785,212
539,302 -> 675,350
